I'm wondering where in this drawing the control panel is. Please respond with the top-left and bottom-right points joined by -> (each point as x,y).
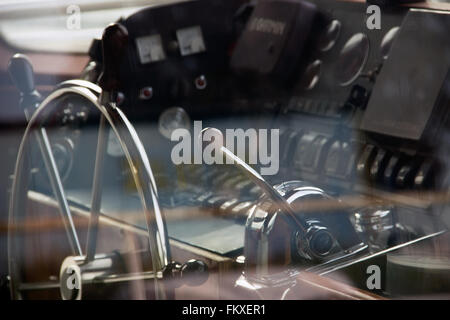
70,0 -> 450,257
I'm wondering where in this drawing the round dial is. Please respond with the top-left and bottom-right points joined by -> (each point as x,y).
335,33 -> 370,86
380,26 -> 400,60
318,19 -> 341,52
301,60 -> 322,90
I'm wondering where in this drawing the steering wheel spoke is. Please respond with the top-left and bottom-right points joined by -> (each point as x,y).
84,114 -> 108,263
34,125 -> 83,257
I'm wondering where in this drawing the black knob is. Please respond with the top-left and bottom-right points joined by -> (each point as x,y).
8,54 -> 41,109
8,54 -> 35,95
180,259 -> 209,286
309,229 -> 335,256
98,23 -> 128,93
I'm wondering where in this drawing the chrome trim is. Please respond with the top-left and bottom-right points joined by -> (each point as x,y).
84,114 -> 108,263
309,230 -> 447,275
200,128 -> 309,234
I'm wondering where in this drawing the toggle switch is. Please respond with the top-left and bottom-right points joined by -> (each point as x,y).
369,149 -> 391,183
356,144 -> 377,181
414,160 -> 434,189
396,160 -> 421,189
383,155 -> 402,189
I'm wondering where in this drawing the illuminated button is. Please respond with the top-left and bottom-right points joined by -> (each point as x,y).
116,91 -> 125,106
139,86 -> 153,100
195,75 -> 207,90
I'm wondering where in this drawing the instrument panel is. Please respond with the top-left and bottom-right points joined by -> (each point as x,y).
110,0 -> 244,118
80,0 -> 450,287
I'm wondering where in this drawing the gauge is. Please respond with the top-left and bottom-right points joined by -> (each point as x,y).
318,19 -> 341,52
176,26 -> 206,56
158,107 -> 191,139
380,26 -> 400,60
300,60 -> 322,90
136,34 -> 166,64
335,33 -> 369,86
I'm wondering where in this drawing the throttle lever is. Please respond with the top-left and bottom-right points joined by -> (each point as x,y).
98,23 -> 128,104
7,54 -> 41,116
7,54 -> 83,256
85,22 -> 129,263
199,128 -> 309,235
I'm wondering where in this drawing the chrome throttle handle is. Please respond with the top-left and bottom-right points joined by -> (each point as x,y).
199,128 -> 309,237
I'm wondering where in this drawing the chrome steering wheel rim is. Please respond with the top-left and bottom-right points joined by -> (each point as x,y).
8,83 -> 171,299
